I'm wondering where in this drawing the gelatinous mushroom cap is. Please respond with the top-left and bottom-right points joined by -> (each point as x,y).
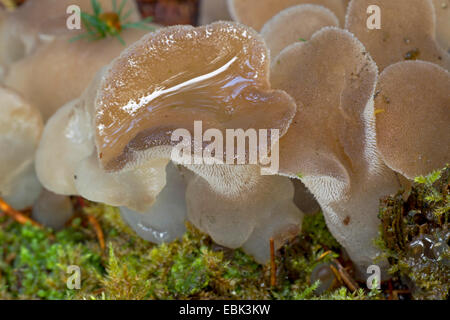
261,4 -> 339,59
35,21 -> 302,262
0,86 -> 43,209
375,61 -> 450,179
346,0 -> 450,71
271,27 -> 379,193
35,71 -> 170,213
35,98 -> 95,196
95,21 -> 297,171
4,27 -> 151,121
90,22 -> 301,260
227,0 -> 347,31
0,86 -> 42,178
199,0 -> 232,25
433,0 -> 450,53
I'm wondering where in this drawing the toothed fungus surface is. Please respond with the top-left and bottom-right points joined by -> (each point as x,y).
271,27 -> 402,276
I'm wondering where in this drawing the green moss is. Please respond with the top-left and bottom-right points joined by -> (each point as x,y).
302,213 -> 341,250
0,218 -> 103,299
377,165 -> 449,300
0,200 -> 380,300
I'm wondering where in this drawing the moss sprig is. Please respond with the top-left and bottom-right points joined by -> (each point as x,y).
377,165 -> 449,300
70,0 -> 154,45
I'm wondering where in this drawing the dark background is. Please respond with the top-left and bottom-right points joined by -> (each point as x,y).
137,0 -> 199,26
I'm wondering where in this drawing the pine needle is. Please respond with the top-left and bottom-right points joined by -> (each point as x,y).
0,197 -> 42,228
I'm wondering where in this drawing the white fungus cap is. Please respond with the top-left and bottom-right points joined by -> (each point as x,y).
227,0 -> 347,31
0,86 -> 43,210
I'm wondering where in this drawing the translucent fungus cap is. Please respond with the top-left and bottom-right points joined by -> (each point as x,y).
95,21 -> 297,171
35,70 -> 170,213
432,0 -> 450,53
0,86 -> 43,209
199,0 -> 232,25
271,27 -> 379,190
35,21 -> 302,263
88,22 -> 302,261
375,61 -> 450,179
260,4 -> 339,59
0,86 -> 42,181
227,0 -> 347,31
346,0 -> 450,71
5,28 -> 150,121
35,98 -> 95,196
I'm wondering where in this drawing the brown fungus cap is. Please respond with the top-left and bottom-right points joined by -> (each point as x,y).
0,86 -> 43,209
199,0 -> 232,25
375,61 -> 450,179
227,0 -> 347,31
95,21 -> 297,171
35,70 -> 170,213
261,4 -> 339,60
91,21 -> 301,262
433,0 -> 450,53
272,27 -> 379,187
5,27 -> 151,121
346,0 -> 450,71
271,27 -> 402,274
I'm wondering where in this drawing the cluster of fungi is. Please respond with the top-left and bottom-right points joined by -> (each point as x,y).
0,0 -> 448,281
